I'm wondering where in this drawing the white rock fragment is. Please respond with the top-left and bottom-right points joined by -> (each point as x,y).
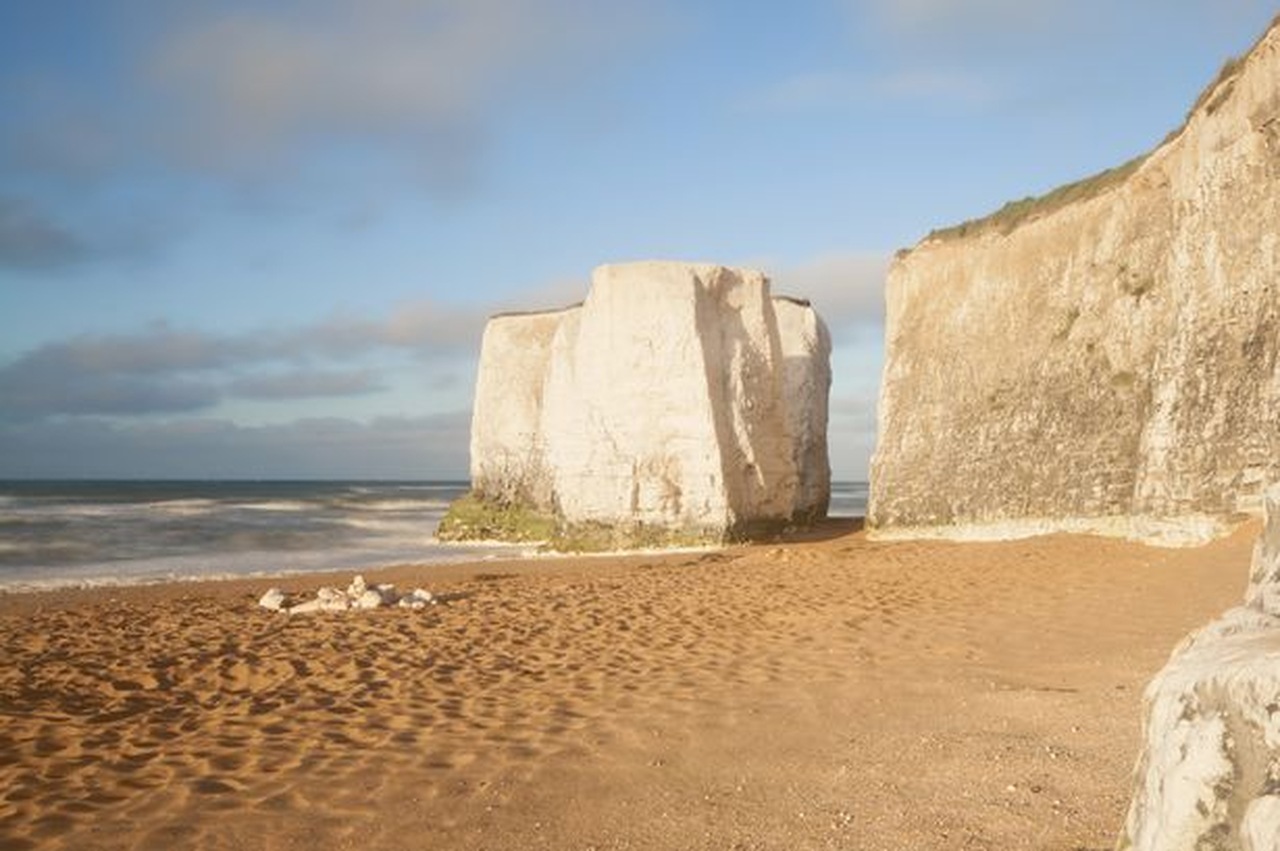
285,598 -> 325,615
397,588 -> 435,610
315,587 -> 349,611
258,588 -> 287,611
269,576 -> 437,615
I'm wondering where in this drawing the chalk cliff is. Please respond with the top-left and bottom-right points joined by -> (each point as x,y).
869,18 -> 1280,545
443,261 -> 831,547
775,297 -> 833,522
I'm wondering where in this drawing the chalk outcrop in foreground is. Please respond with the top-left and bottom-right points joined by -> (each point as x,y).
1120,486 -> 1280,850
870,18 -> 1280,546
442,261 -> 831,548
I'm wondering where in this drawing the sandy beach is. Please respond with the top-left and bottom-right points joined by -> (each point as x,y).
0,519 -> 1254,850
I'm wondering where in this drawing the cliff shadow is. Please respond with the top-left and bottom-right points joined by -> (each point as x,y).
777,516 -> 864,544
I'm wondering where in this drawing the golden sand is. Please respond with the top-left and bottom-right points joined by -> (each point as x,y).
0,519 -> 1253,850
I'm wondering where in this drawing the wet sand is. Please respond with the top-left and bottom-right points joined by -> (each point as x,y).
0,519 -> 1254,850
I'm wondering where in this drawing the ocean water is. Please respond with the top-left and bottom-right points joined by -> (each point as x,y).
0,479 -> 870,592
829,481 -> 869,520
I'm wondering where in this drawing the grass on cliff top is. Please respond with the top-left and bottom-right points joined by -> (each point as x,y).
923,13 -> 1279,245
925,155 -> 1147,243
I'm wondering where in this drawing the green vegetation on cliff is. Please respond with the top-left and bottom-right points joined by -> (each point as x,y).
435,492 -> 558,544
437,492 -> 793,552
925,155 -> 1147,243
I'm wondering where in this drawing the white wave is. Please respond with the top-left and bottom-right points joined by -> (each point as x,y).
0,539 -> 524,594
340,517 -> 432,534
147,498 -> 220,515
342,499 -> 451,512
232,500 -> 314,512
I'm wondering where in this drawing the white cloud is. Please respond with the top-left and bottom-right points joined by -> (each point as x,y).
142,0 -> 661,179
4,0 -> 668,194
0,196 -> 87,269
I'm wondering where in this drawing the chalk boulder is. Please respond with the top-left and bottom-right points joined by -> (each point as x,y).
257,588 -> 287,611
446,261 -> 832,547
1119,485 -> 1280,850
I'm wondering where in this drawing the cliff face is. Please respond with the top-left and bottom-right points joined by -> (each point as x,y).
869,18 -> 1280,545
775,297 -> 833,521
453,261 -> 831,547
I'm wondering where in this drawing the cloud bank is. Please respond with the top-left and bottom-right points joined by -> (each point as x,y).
0,298 -> 489,421
0,413 -> 471,479
5,0 -> 663,188
0,196 -> 86,269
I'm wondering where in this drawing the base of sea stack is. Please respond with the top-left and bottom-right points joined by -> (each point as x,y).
435,492 -> 797,552
865,513 -> 1238,549
1119,486 -> 1280,851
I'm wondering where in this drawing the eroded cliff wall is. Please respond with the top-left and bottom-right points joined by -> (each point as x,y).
776,297 -> 833,522
469,308 -> 575,508
869,18 -> 1280,545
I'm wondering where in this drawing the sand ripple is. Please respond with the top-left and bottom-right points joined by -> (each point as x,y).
0,520 -> 1251,850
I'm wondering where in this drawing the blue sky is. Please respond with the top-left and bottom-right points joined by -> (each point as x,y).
1,0 -> 1274,480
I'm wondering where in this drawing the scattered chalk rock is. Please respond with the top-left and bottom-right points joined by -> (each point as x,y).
258,575 -> 438,614
258,588 -> 287,611
398,588 -> 435,610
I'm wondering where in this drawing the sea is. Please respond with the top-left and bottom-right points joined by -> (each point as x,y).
0,480 -> 869,593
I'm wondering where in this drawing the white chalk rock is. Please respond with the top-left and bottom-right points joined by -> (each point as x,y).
470,308 -> 573,507
774,297 -> 832,522
282,576 -> 435,614
315,586 -> 350,612
354,589 -> 387,610
463,261 -> 829,543
1119,486 -> 1280,850
545,261 -> 798,533
287,598 -> 324,615
258,588 -> 287,611
397,588 -> 435,610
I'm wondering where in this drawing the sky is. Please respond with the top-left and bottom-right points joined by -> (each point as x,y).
0,0 -> 1275,481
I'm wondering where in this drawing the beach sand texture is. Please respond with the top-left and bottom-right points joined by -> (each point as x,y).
0,520 -> 1252,850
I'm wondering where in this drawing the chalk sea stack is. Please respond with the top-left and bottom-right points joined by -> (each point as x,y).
870,17 -> 1280,546
439,261 -> 831,550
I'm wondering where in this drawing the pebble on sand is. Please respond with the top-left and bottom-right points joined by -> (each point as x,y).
258,576 -> 436,615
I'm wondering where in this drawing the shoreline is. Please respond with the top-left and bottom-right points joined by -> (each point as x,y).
0,519 -> 1254,850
